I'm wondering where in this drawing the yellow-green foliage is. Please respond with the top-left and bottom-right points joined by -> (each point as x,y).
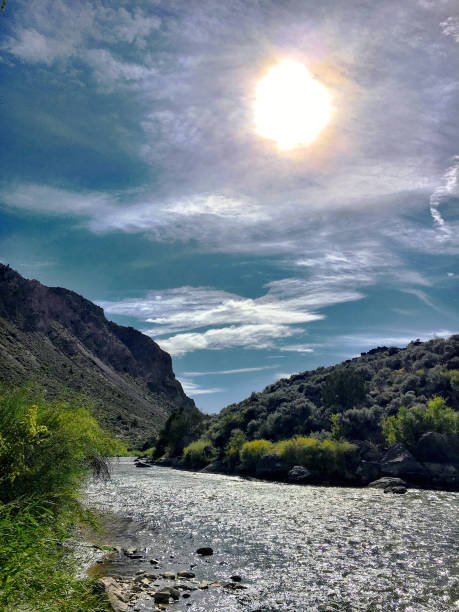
240,436 -> 357,476
183,439 -> 216,469
381,396 -> 458,447
0,386 -> 126,503
240,439 -> 274,469
274,436 -> 356,476
0,387 -> 119,610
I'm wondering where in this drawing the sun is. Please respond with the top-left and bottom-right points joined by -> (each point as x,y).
254,60 -> 332,150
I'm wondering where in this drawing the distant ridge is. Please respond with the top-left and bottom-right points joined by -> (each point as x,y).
0,263 -> 195,445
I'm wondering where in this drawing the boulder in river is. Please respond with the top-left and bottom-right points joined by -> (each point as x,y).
380,443 -> 428,480
196,546 -> 213,556
368,477 -> 407,489
287,465 -> 314,484
255,454 -> 287,479
134,461 -> 151,468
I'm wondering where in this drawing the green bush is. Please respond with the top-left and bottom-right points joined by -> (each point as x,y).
182,439 -> 216,469
381,396 -> 458,448
239,439 -> 274,470
223,429 -> 246,467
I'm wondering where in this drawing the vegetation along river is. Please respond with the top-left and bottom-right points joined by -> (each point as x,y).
85,458 -> 458,611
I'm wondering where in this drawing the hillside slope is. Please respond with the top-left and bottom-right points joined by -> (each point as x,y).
207,336 -> 459,447
0,263 -> 194,445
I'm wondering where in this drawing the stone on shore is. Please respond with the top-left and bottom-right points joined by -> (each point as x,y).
177,570 -> 195,578
97,577 -> 128,612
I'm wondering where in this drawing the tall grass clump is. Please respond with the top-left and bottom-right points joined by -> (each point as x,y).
0,385 -> 125,611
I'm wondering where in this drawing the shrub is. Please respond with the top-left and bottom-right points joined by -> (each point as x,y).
381,396 -> 458,447
182,439 -> 216,469
273,436 -> 357,476
240,439 -> 273,470
223,429 -> 246,467
0,386 -> 125,503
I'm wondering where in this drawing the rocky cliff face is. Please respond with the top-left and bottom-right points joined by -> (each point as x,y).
0,263 -> 194,445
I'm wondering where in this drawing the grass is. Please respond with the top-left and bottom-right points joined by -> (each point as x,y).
0,385 -> 125,611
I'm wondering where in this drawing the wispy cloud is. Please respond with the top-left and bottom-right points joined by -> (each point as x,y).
158,323 -> 298,356
279,344 -> 314,353
178,378 -> 224,396
182,366 -> 277,376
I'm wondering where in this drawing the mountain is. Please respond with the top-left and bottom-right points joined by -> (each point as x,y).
205,336 -> 459,449
0,263 -> 194,445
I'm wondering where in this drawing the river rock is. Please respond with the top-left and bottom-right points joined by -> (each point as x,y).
255,454 -> 287,479
414,432 -> 459,464
287,465 -> 314,484
160,571 -> 176,579
97,577 -> 128,612
368,477 -> 407,489
153,589 -> 172,604
135,461 -> 151,468
196,546 -> 213,556
177,570 -> 195,578
380,443 -> 428,480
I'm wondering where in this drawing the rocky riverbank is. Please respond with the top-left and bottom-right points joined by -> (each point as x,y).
90,546 -> 246,611
142,431 -> 459,491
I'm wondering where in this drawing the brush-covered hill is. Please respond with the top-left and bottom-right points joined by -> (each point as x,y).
0,263 -> 195,445
206,336 -> 459,448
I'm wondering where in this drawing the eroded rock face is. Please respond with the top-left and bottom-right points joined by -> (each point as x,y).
0,263 -> 195,444
380,444 -> 428,480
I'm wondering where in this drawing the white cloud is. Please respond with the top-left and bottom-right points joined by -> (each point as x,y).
279,344 -> 314,353
157,324 -> 297,356
179,378 -> 224,396
182,366 -> 276,376
2,2 -> 161,66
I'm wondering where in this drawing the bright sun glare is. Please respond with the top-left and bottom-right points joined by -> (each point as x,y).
255,60 -> 332,150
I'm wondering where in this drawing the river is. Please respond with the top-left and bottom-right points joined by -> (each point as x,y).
84,458 -> 458,611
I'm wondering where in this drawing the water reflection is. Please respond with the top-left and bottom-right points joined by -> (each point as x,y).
85,459 -> 458,611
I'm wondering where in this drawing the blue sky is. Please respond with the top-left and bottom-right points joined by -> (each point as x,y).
0,0 -> 458,412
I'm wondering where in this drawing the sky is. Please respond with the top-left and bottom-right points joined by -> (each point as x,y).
0,0 -> 458,413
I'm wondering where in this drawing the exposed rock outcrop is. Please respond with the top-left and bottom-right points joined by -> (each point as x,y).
0,263 -> 194,445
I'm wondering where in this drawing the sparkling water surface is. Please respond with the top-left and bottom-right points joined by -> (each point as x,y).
85,458 -> 458,611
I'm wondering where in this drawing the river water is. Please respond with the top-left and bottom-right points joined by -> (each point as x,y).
85,458 -> 458,611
